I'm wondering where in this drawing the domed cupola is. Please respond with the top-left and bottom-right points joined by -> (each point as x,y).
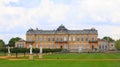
57,24 -> 68,31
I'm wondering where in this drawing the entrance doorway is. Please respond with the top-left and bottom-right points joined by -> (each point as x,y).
92,45 -> 94,50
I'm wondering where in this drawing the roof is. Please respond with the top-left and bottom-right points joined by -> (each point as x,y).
26,25 -> 98,35
17,39 -> 26,42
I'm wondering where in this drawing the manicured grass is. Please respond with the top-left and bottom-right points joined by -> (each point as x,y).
0,53 -> 120,67
43,53 -> 120,59
0,59 -> 120,67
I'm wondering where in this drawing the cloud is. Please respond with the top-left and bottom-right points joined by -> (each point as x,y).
0,34 -> 25,44
75,0 -> 120,23
0,0 -> 120,43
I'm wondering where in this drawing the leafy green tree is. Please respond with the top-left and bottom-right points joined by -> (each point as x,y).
20,48 -> 27,57
33,48 -> 39,54
115,39 -> 120,50
102,36 -> 115,42
8,37 -> 21,47
11,48 -> 20,58
0,48 -> 7,56
0,39 -> 5,48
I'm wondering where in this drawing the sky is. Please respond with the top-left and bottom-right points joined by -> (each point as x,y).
0,0 -> 120,44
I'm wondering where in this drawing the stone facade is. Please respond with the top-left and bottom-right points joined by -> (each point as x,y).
98,39 -> 108,51
98,39 -> 116,51
15,39 -> 26,48
26,25 -> 98,51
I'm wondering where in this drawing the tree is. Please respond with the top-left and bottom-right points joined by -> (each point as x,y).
0,48 -> 7,55
33,48 -> 39,54
102,36 -> 115,42
11,48 -> 20,58
20,48 -> 27,57
115,39 -> 120,50
8,37 -> 21,47
0,39 -> 5,48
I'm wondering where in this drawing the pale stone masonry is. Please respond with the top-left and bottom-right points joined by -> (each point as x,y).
26,24 -> 98,51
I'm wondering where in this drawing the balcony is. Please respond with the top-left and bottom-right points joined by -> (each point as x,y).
55,40 -> 68,43
26,40 -> 35,43
89,40 -> 98,43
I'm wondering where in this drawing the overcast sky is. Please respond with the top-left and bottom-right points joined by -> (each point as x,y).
0,0 -> 120,44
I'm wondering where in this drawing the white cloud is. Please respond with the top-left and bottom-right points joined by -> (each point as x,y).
0,34 -> 25,44
0,0 -> 120,43
76,0 -> 120,23
96,25 -> 120,40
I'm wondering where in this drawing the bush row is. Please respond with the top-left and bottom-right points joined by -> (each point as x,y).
0,48 -> 62,54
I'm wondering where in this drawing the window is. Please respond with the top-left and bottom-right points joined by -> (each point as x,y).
52,44 -> 54,48
60,36 -> 62,41
73,36 -> 76,41
82,44 -> 84,49
48,36 -> 50,42
102,45 -> 104,49
86,37 -> 88,41
81,37 -> 84,42
48,44 -> 50,48
64,44 -> 66,48
105,45 -> 107,49
56,44 -> 59,48
40,36 -> 42,42
69,36 -> 72,41
64,36 -> 66,41
86,44 -> 89,48
111,44 -> 113,47
36,36 -> 38,42
44,36 -> 46,42
92,36 -> 94,41
44,44 -> 46,48
99,45 -> 101,49
29,36 -> 32,41
77,36 -> 80,41
56,36 -> 59,41
40,44 -> 42,47
52,36 -> 54,41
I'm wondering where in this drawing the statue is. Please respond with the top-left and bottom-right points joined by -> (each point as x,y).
40,47 -> 43,54
39,47 -> 43,59
29,45 -> 32,54
8,46 -> 11,54
78,46 -> 81,53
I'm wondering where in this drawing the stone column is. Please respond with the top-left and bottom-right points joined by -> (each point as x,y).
39,47 -> 42,59
29,44 -> 33,60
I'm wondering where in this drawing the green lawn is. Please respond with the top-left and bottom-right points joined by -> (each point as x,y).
0,59 -> 120,67
43,53 -> 120,59
0,53 -> 120,67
